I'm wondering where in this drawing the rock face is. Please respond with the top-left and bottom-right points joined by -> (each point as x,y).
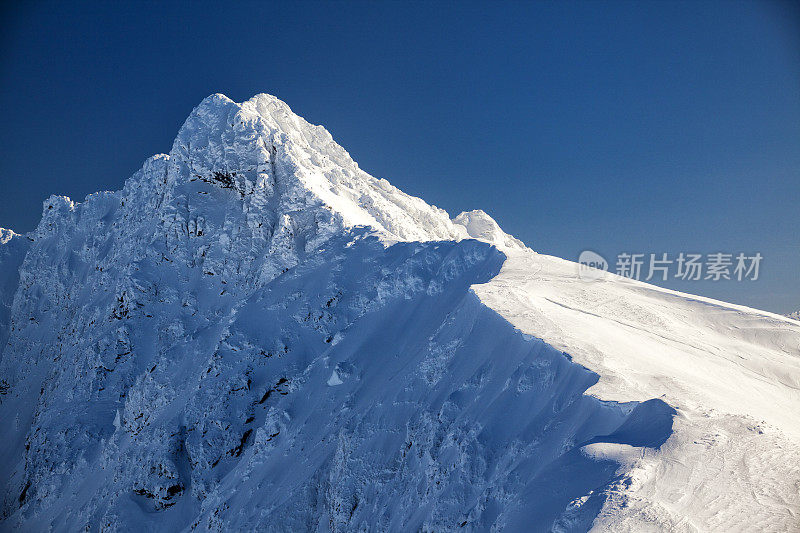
0,94 -> 671,531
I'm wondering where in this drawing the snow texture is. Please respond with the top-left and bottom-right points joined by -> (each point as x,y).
0,94 -> 797,532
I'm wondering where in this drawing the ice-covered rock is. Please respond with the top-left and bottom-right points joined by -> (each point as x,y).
453,209 -> 525,251
0,94 -> 797,532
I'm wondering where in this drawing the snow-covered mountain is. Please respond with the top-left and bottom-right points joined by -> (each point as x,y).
0,94 -> 798,532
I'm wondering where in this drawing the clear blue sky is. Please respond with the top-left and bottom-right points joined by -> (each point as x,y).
1,1 -> 798,313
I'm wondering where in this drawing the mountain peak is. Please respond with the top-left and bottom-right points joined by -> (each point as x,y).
16,93 -> 527,298
20,93 -> 526,289
163,94 -> 525,249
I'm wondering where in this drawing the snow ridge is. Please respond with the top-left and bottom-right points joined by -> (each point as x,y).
0,94 -> 656,531
0,93 -> 797,532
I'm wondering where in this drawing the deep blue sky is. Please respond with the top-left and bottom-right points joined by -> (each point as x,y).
1,1 -> 798,313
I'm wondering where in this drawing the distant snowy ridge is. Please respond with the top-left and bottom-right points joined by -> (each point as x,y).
0,94 -> 798,532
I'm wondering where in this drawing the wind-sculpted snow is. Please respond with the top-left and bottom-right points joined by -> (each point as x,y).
0,93 -> 796,531
0,222 -> 673,531
0,93 -> 671,531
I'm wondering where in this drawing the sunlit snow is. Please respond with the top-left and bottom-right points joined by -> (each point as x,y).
0,94 -> 797,532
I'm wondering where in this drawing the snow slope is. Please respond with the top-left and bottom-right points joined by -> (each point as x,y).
0,94 -> 797,532
475,252 -> 800,531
